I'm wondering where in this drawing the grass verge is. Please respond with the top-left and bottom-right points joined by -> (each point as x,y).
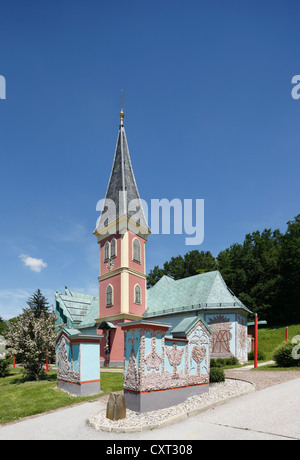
0,368 -> 123,425
258,324 -> 300,360
253,363 -> 300,371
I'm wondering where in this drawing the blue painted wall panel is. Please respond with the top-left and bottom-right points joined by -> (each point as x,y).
72,344 -> 80,372
80,343 -> 100,382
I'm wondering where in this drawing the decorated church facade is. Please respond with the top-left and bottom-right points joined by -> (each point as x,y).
55,108 -> 251,367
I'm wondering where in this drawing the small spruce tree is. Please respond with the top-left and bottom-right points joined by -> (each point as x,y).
26,289 -> 50,318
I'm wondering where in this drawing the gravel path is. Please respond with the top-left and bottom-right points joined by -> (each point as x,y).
88,379 -> 254,433
224,368 -> 300,391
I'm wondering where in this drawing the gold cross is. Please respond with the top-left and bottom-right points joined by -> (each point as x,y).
120,89 -> 125,110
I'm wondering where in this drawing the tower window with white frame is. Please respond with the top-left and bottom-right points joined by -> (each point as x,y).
106,285 -> 113,306
133,238 -> 141,263
134,284 -> 141,304
111,237 -> 117,258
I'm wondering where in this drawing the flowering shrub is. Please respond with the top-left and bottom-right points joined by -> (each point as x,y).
6,309 -> 56,380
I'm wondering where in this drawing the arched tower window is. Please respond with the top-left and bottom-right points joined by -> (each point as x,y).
111,238 -> 116,258
104,241 -> 110,261
133,238 -> 141,263
106,285 -> 113,306
134,284 -> 141,304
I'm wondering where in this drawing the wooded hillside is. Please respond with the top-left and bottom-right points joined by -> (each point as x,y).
147,214 -> 300,326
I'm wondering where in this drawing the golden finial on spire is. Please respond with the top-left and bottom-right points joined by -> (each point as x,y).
120,89 -> 125,126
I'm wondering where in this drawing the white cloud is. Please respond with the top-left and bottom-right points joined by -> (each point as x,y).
19,254 -> 47,273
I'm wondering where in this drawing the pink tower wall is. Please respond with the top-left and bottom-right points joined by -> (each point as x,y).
97,230 -> 147,366
128,274 -> 146,316
99,274 -> 121,318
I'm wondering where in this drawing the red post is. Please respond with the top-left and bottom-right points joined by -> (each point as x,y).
254,314 -> 258,369
13,355 -> 15,368
286,327 -> 289,343
46,348 -> 49,373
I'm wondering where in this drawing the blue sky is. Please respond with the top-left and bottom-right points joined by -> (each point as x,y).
0,1 -> 299,319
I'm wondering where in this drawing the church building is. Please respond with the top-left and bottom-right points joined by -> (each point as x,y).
92,107 -> 150,366
55,107 -> 251,365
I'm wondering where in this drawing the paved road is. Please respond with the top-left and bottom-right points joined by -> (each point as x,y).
0,378 -> 299,440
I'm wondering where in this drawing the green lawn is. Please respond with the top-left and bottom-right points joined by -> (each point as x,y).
0,368 -> 123,425
254,363 -> 300,371
2,325 -> 299,424
257,323 -> 300,360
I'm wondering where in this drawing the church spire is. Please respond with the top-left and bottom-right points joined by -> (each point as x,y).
94,103 -> 149,238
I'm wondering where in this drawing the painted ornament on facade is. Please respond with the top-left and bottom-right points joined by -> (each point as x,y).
124,332 -> 139,391
57,336 -> 80,383
144,341 -> 186,390
208,315 -> 233,357
123,321 -> 211,393
166,343 -> 184,379
237,315 -> 247,361
144,336 -> 162,371
188,325 -> 210,384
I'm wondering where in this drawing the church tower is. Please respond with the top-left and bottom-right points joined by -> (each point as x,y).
94,107 -> 150,366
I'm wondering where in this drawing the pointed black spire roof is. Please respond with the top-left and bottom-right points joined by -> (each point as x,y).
94,110 -> 149,236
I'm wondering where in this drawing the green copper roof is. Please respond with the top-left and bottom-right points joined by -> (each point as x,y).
61,327 -> 81,337
171,316 -> 212,336
55,286 -> 98,329
77,298 -> 99,330
144,271 -> 251,318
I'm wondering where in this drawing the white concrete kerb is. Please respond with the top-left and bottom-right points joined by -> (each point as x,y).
87,378 -> 255,433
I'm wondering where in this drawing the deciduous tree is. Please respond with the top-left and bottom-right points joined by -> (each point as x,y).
6,309 -> 56,380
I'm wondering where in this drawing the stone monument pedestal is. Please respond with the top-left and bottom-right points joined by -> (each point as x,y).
56,328 -> 103,397
119,318 -> 212,413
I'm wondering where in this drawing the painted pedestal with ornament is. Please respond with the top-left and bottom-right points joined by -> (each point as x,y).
56,328 -> 103,396
119,318 -> 212,413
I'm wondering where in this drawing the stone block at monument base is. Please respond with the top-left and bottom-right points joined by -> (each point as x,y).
106,393 -> 126,420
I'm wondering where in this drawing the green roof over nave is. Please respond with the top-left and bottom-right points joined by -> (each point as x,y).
143,270 -> 251,319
